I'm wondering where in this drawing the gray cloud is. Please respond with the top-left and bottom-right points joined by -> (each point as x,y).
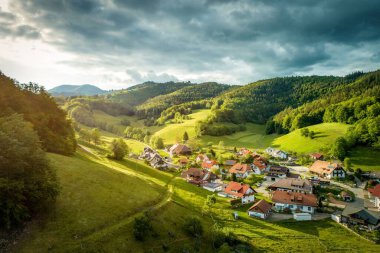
0,7 -> 40,39
4,0 -> 380,85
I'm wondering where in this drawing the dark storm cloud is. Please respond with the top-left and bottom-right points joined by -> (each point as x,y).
6,0 -> 380,83
0,7 -> 40,39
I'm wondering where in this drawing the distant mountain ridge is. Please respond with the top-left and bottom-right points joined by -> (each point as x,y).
49,84 -> 107,96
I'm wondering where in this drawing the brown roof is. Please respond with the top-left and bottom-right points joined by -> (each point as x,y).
268,178 -> 312,192
181,168 -> 218,185
170,144 -> 191,155
310,153 -> 323,159
225,181 -> 256,198
310,160 -> 341,175
229,163 -> 252,175
248,199 -> 272,214
272,191 -> 318,207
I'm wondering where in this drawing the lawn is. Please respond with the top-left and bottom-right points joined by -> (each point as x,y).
13,150 -> 167,253
199,123 -> 279,150
152,109 -> 211,145
13,144 -> 380,252
349,146 -> 380,171
271,123 -> 350,154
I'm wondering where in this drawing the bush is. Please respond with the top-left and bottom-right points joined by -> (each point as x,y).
133,213 -> 152,241
183,217 -> 203,238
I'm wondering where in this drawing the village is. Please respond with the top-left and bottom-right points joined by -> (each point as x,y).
138,142 -> 380,241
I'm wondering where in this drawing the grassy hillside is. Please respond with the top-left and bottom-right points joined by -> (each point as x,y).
271,123 -> 349,154
152,109 -> 210,144
13,144 -> 380,252
349,146 -> 380,171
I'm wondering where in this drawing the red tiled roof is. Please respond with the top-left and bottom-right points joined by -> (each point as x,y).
272,191 -> 318,207
225,181 -> 256,198
311,153 -> 323,159
202,160 -> 218,169
368,184 -> 380,198
229,163 -> 252,174
253,161 -> 266,170
248,199 -> 272,214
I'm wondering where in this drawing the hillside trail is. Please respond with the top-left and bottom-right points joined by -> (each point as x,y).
71,144 -> 178,250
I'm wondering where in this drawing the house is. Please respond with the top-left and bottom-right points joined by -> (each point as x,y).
196,154 -> 209,163
237,148 -> 252,156
202,182 -> 224,192
268,178 -> 313,194
271,190 -> 318,214
252,160 -> 269,175
368,184 -> 380,210
169,144 -> 192,156
181,168 -> 219,186
224,181 -> 256,204
202,160 -> 219,171
265,166 -> 289,181
309,161 -> 346,179
310,153 -> 324,160
247,199 -> 272,219
341,206 -> 380,231
229,163 -> 253,178
179,157 -> 189,166
265,147 -> 288,160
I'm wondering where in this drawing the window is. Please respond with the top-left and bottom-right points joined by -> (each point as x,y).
289,205 -> 293,208
308,207 -> 311,211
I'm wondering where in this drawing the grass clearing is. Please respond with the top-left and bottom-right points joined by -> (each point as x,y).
272,123 -> 350,154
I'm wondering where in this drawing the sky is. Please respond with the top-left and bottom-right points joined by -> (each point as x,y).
0,0 -> 379,90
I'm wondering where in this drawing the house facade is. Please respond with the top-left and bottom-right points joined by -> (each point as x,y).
224,181 -> 256,204
368,184 -> 380,210
271,190 -> 318,214
265,147 -> 288,159
229,163 -> 253,178
247,199 -> 272,219
309,161 -> 346,179
265,166 -> 289,181
268,178 -> 313,194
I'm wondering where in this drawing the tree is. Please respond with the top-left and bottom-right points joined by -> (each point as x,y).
183,217 -> 203,237
0,114 -> 59,229
183,131 -> 189,142
232,173 -> 237,182
154,137 -> 165,149
91,128 -> 100,144
209,149 -> 216,158
330,137 -> 347,161
133,213 -> 152,241
344,157 -> 352,171
308,130 -> 315,139
110,138 -> 128,160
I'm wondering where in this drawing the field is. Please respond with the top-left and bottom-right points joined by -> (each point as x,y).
13,143 -> 380,252
349,146 -> 380,171
271,123 -> 350,154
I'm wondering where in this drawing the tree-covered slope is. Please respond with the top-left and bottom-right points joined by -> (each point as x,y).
209,74 -> 365,124
0,72 -> 76,155
49,84 -> 106,96
136,82 -> 233,119
108,81 -> 195,106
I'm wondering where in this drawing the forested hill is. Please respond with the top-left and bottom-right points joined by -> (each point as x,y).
108,81 -> 195,106
207,73 -> 366,124
49,84 -> 106,96
136,82 -> 233,119
0,72 -> 76,155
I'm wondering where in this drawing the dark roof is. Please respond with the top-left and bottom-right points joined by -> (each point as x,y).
342,207 -> 380,225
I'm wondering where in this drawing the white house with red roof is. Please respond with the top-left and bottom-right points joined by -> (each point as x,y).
223,181 -> 256,204
252,160 -> 269,175
196,154 -> 209,163
271,190 -> 318,214
229,163 -> 253,178
368,184 -> 380,210
247,199 -> 272,219
201,160 -> 219,171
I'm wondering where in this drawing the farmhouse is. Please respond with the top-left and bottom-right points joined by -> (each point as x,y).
229,163 -> 253,178
247,199 -> 272,219
196,154 -> 209,163
224,181 -> 256,204
309,161 -> 346,179
169,144 -> 192,156
252,160 -> 268,175
310,153 -> 324,160
341,206 -> 380,231
265,147 -> 288,159
266,166 -> 289,181
272,190 -> 318,214
368,184 -> 380,210
202,160 -> 219,171
181,168 -> 219,186
268,178 -> 313,194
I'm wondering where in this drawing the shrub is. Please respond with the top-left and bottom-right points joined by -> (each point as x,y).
183,217 -> 203,237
